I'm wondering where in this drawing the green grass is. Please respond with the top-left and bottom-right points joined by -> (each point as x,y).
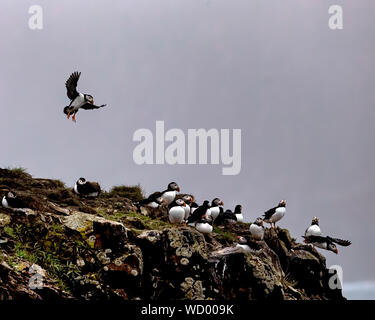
212,226 -> 236,243
105,185 -> 144,201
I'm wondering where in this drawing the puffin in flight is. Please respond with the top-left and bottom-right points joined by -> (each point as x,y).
263,200 -> 286,229
304,217 -> 322,237
160,182 -> 180,206
63,71 -> 106,122
74,178 -> 101,198
2,191 -> 27,209
249,217 -> 265,240
302,235 -> 351,254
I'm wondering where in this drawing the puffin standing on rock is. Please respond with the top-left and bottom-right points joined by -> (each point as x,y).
74,178 -> 101,198
187,200 -> 211,226
168,199 -> 186,224
181,195 -> 194,220
209,198 -> 224,221
2,191 -> 27,209
215,209 -> 237,225
249,217 -> 265,240
234,205 -> 243,222
304,217 -> 322,237
263,200 -> 286,229
63,71 -> 107,122
160,182 -> 180,206
303,235 -> 351,254
195,218 -> 213,234
236,236 -> 251,253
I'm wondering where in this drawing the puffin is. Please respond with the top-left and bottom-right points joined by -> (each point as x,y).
209,198 -> 224,221
1,191 -> 27,209
190,202 -> 199,215
195,218 -> 213,234
234,205 -> 243,222
74,178 -> 101,198
303,235 -> 351,254
63,71 -> 107,122
135,192 -> 165,209
181,195 -> 194,220
249,217 -> 265,240
214,209 -> 237,225
160,182 -> 180,205
263,200 -> 286,229
236,236 -> 251,253
304,217 -> 322,237
187,200 -> 211,226
168,199 -> 186,224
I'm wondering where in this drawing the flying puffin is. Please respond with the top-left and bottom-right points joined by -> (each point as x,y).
302,235 -> 351,254
63,71 -> 107,122
2,191 -> 27,209
160,182 -> 180,205
181,195 -> 194,220
249,217 -> 265,240
304,217 -> 322,237
234,205 -> 243,222
74,178 -> 101,198
135,192 -> 165,209
195,218 -> 213,234
168,199 -> 186,224
214,209 -> 237,225
209,198 -> 224,221
263,200 -> 286,229
187,200 -> 211,226
236,236 -> 251,253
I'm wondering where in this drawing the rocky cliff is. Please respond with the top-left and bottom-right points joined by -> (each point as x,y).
0,168 -> 345,301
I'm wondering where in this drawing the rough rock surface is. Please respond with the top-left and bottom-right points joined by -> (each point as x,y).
0,168 -> 345,300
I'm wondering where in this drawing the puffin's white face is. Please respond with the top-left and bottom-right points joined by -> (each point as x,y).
77,178 -> 86,185
238,236 -> 247,244
175,199 -> 186,206
212,198 -> 224,206
7,191 -> 15,198
255,217 -> 264,226
168,182 -> 180,192
86,95 -> 94,104
183,195 -> 193,203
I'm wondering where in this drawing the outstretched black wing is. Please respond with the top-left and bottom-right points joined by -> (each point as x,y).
65,71 -> 81,100
263,206 -> 277,220
81,103 -> 107,110
303,235 -> 328,244
328,236 -> 352,247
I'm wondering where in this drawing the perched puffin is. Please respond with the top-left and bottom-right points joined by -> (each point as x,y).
135,192 -> 165,209
234,205 -> 243,222
304,217 -> 322,237
303,235 -> 351,254
236,236 -> 251,253
263,200 -> 286,229
190,202 -> 199,215
187,200 -> 211,226
181,195 -> 194,220
209,198 -> 224,221
195,218 -> 213,234
214,209 -> 237,225
63,71 -> 107,122
74,178 -> 101,198
160,182 -> 180,205
168,199 -> 186,224
1,191 -> 27,209
249,217 -> 265,240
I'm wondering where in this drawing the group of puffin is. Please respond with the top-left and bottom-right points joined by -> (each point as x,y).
1,177 -> 351,254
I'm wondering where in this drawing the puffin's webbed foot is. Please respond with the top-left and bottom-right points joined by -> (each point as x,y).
72,113 -> 76,122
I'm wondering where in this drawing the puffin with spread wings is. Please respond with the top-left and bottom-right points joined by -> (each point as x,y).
63,71 -> 107,122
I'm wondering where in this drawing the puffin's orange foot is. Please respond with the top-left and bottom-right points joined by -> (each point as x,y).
72,113 -> 76,122
67,113 -> 71,119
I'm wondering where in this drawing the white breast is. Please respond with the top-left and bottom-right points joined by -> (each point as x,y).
314,242 -> 327,250
236,244 -> 251,253
161,191 -> 177,206
210,207 -> 221,220
235,214 -> 243,223
183,204 -> 190,220
2,196 -> 9,208
270,207 -> 285,223
147,201 -> 160,208
74,183 -> 79,195
71,93 -> 85,109
249,224 -> 264,240
190,207 -> 197,214
168,206 -> 185,224
195,222 -> 213,234
305,225 -> 321,237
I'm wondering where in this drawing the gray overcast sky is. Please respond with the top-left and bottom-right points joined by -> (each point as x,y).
1,0 -> 374,290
